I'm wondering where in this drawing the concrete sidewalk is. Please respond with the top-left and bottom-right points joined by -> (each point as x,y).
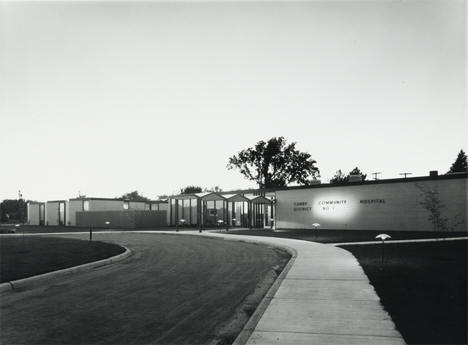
201,233 -> 406,345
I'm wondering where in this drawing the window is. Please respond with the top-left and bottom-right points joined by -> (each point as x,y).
123,202 -> 129,210
83,201 -> 89,211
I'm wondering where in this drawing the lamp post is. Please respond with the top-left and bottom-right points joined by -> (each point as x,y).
312,223 -> 320,240
375,234 -> 391,267
15,223 -> 23,248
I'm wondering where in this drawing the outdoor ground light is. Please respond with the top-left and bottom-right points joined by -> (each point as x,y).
376,233 -> 391,266
312,223 -> 320,239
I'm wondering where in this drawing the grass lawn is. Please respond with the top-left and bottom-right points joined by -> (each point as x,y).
0,236 -> 125,282
340,240 -> 468,345
226,228 -> 467,243
0,224 -> 94,234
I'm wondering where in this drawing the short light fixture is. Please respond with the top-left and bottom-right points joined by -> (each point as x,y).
375,233 -> 391,266
312,223 -> 320,239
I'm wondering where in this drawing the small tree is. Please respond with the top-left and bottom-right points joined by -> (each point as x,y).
180,186 -> 203,194
204,186 -> 223,193
120,191 -> 151,202
448,149 -> 467,173
348,167 -> 367,181
330,167 -> 366,184
415,184 -> 464,235
329,170 -> 347,184
227,137 -> 319,188
418,186 -> 448,232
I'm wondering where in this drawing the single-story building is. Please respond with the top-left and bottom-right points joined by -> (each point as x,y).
27,172 -> 466,231
45,200 -> 67,226
168,172 -> 467,232
67,197 -> 169,227
28,197 -> 169,228
27,202 -> 45,225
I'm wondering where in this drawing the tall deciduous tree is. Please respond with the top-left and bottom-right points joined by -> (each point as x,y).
448,149 -> 467,173
227,137 -> 319,188
0,199 -> 27,223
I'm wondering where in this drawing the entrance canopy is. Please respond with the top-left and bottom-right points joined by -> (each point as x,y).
224,194 -> 251,203
247,195 -> 274,204
169,192 -> 275,230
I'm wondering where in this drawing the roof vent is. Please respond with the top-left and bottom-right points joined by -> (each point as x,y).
429,170 -> 438,177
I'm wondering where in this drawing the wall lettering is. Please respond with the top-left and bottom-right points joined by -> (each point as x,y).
360,199 -> 385,204
293,201 -> 312,211
317,199 -> 347,211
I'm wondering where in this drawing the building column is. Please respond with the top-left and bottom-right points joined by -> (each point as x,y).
189,199 -> 192,225
174,199 -> 179,231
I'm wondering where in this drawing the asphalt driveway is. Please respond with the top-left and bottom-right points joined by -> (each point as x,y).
1,232 -> 289,345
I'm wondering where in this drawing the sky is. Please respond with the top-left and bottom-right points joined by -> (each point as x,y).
0,0 -> 466,201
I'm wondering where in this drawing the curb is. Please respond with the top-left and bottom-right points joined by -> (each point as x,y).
230,240 -> 297,345
0,246 -> 132,295
332,236 -> 468,246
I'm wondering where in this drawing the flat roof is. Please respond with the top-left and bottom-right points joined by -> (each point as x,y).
215,172 -> 468,195
69,197 -> 161,202
69,197 -> 123,201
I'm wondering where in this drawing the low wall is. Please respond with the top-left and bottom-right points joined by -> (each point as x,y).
76,210 -> 167,228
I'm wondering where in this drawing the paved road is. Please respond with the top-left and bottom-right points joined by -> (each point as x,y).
1,232 -> 289,345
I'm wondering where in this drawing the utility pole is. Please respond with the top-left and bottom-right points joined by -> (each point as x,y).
399,172 -> 412,178
18,190 -> 23,223
371,172 -> 381,180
